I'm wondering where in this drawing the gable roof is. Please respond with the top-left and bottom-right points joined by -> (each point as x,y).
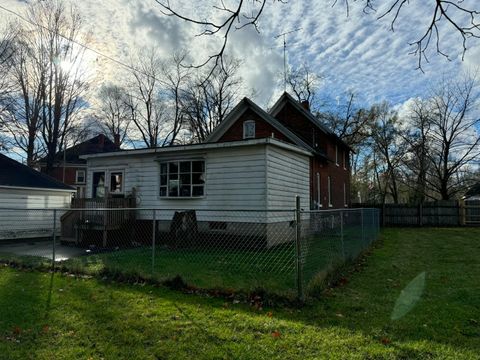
38,134 -> 119,165
205,97 -> 319,154
0,153 -> 75,191
269,92 -> 353,151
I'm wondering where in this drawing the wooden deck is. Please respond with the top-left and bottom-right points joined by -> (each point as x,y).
61,197 -> 136,247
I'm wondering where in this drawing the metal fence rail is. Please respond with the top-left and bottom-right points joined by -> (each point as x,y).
0,203 -> 380,300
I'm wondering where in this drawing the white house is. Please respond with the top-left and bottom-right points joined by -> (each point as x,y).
0,154 -> 75,240
82,137 -> 311,247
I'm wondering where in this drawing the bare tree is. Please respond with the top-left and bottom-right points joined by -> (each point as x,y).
321,92 -> 375,148
0,25 -> 19,151
369,102 -> 405,203
2,1 -> 91,170
1,28 -> 46,165
161,51 -> 191,145
341,0 -> 480,70
422,75 -> 480,200
182,58 -> 243,142
126,47 -> 169,148
156,1 -> 480,73
155,0 -> 284,77
95,84 -> 131,147
286,63 -> 321,110
400,98 -> 433,203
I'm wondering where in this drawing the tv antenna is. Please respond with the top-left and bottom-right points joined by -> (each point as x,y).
274,27 -> 302,92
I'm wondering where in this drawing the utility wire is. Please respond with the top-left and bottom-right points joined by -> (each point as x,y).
0,4 -> 162,83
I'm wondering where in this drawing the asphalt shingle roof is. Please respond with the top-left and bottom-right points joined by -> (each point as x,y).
0,153 -> 74,191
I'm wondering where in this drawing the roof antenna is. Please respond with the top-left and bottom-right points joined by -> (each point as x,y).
274,28 -> 302,92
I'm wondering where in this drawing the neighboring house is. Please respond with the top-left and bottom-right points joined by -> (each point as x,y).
0,153 -> 75,240
38,134 -> 120,197
207,92 -> 352,209
76,93 -> 351,246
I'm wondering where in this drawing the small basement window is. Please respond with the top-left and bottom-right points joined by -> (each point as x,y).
160,160 -> 205,198
243,120 -> 255,139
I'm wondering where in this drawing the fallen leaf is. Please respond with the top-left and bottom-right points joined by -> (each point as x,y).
266,311 -> 273,318
381,337 -> 391,345
271,330 -> 281,338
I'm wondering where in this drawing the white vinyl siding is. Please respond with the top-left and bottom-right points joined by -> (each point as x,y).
265,146 -> 310,211
0,188 -> 72,240
86,146 -> 269,213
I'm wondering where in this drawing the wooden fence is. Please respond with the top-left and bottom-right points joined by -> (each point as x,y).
352,200 -> 480,226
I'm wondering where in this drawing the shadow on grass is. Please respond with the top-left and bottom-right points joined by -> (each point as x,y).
1,227 -> 479,358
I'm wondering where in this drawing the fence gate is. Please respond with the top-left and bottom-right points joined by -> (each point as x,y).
464,199 -> 480,225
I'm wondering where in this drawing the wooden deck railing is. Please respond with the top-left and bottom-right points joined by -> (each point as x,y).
61,196 -> 136,243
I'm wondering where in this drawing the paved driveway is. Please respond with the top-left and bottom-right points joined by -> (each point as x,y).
0,240 -> 86,261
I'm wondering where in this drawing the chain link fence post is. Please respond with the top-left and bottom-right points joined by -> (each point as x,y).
295,196 -> 304,302
340,210 -> 345,261
361,208 -> 365,249
152,209 -> 156,275
52,209 -> 57,270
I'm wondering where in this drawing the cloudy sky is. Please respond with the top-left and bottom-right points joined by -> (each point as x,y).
1,0 -> 479,109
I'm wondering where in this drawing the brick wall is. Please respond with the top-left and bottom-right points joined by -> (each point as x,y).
218,108 -> 291,143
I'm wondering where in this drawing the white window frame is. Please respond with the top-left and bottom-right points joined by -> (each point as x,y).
75,169 -> 86,184
316,172 -> 322,208
109,170 -> 125,195
243,120 -> 256,139
328,176 -> 333,207
344,182 -> 347,207
159,160 -> 206,199
343,150 -> 347,170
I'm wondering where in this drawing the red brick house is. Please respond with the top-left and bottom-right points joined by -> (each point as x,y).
38,134 -> 119,197
207,92 -> 352,209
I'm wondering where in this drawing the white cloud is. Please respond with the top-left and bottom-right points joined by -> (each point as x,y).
0,0 -> 479,110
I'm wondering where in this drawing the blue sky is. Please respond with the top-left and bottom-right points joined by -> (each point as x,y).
1,0 -> 479,109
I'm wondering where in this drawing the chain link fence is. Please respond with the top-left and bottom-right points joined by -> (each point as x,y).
0,204 -> 380,299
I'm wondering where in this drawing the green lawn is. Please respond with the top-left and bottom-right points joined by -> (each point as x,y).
0,227 -> 479,359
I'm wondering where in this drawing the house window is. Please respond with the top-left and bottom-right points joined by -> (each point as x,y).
344,182 -> 347,207
328,176 -> 333,207
110,171 -> 124,194
92,172 -> 105,198
75,170 -> 85,184
160,160 -> 205,198
335,144 -> 339,166
343,150 -> 347,170
316,172 -> 322,208
243,120 -> 255,139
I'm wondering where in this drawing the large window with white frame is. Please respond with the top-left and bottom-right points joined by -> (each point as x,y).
243,120 -> 255,139
159,160 -> 205,198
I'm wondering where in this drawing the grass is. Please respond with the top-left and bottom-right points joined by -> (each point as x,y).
0,233 -> 357,298
60,244 -> 298,296
0,227 -> 479,359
